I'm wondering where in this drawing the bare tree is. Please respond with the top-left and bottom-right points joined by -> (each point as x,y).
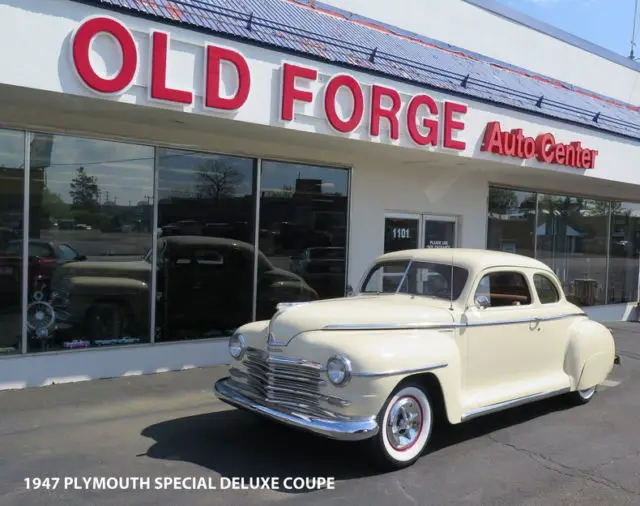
196,160 -> 244,200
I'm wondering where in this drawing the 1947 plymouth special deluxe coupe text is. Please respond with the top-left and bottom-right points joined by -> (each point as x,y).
214,248 -> 617,468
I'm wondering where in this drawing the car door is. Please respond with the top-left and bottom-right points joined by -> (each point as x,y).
462,268 -> 542,410
524,271 -> 580,387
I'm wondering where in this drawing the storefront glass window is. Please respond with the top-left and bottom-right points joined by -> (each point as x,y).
27,133 -> 154,352
0,129 -> 25,355
487,187 -> 537,257
608,202 -> 640,303
156,148 -> 256,341
258,161 -> 349,318
535,195 -> 609,306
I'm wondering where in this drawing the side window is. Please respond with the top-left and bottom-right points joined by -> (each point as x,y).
30,243 -> 54,258
534,273 -> 560,304
475,271 -> 532,307
195,249 -> 224,266
58,244 -> 79,260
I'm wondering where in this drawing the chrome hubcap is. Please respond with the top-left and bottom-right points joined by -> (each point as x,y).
579,386 -> 597,400
386,396 -> 422,450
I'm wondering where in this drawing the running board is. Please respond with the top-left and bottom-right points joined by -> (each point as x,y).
461,387 -> 571,422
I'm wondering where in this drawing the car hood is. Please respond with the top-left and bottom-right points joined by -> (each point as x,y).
269,294 -> 455,345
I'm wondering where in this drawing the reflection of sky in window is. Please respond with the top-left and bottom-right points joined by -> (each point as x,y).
0,129 -> 25,168
157,148 -> 254,198
33,134 -> 154,205
261,160 -> 348,196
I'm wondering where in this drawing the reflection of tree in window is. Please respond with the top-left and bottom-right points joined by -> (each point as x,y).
196,160 -> 244,200
69,167 -> 100,211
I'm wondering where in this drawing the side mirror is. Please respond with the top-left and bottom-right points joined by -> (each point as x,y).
475,295 -> 490,309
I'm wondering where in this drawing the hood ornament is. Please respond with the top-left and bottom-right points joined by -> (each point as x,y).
267,332 -> 287,347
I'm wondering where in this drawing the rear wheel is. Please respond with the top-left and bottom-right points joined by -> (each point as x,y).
368,382 -> 433,470
568,385 -> 597,405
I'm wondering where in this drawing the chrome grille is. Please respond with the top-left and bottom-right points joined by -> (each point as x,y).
231,347 -> 332,417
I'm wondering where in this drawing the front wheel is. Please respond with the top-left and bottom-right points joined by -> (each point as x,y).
368,382 -> 433,470
86,302 -> 128,341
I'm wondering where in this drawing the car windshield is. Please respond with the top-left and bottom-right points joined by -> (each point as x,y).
361,260 -> 469,300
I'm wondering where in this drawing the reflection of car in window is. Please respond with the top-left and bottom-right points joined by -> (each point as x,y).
50,236 -> 319,342
290,247 -> 346,299
0,239 -> 86,305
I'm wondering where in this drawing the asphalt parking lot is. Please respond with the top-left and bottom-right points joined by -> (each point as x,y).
1,321 -> 639,506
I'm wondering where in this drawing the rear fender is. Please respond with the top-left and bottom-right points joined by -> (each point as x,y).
564,319 -> 615,390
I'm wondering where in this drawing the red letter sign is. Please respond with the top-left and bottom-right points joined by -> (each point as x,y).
406,94 -> 439,146
370,85 -> 401,140
324,75 -> 364,133
535,133 -> 555,163
72,16 -> 138,94
150,31 -> 193,104
443,102 -> 467,150
205,45 -> 251,111
281,63 -> 318,121
480,122 -> 503,153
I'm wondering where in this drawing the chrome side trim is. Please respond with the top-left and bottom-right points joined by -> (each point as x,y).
460,386 -> 571,422
322,312 -> 587,331
214,378 -> 376,441
353,362 -> 448,377
323,322 -> 465,331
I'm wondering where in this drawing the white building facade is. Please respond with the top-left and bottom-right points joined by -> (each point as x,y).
0,0 -> 638,389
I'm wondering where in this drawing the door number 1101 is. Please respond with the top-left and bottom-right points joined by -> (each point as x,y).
392,228 -> 411,239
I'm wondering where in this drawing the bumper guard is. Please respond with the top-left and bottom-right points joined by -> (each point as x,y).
214,377 -> 378,442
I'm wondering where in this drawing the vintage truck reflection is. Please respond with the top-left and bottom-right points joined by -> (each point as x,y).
49,236 -> 318,341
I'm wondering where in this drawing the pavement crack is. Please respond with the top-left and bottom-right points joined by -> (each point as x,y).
488,435 -> 640,497
595,448 -> 640,470
395,480 -> 417,505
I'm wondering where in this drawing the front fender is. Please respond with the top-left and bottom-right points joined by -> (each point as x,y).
564,319 -> 615,390
287,329 -> 462,423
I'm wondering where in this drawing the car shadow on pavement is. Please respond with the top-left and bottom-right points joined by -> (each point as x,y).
140,394 -> 576,492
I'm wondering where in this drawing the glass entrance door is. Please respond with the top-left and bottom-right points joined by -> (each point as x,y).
423,214 -> 458,249
384,213 -> 420,253
384,213 -> 459,253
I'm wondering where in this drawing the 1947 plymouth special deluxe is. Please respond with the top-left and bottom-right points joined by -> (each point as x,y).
214,248 -> 617,468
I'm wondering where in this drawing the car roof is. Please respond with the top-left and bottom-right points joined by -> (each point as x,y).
161,235 -> 252,250
377,248 -> 554,273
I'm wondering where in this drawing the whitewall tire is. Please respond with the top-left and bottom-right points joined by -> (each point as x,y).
568,385 -> 597,406
370,382 -> 433,469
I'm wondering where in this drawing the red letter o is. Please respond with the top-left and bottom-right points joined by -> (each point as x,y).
324,75 -> 364,133
72,16 -> 138,94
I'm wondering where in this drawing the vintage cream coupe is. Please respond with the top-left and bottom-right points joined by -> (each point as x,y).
214,248 -> 617,468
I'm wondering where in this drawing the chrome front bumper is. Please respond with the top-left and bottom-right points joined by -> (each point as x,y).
214,377 -> 379,442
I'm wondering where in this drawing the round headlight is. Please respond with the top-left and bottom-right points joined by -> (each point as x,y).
327,355 -> 352,386
229,333 -> 246,360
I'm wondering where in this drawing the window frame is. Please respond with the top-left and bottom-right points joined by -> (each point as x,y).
470,268 -> 535,310
532,272 -> 563,305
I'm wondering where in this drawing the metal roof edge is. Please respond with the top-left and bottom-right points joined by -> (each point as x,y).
464,0 -> 640,73
304,0 -> 640,110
